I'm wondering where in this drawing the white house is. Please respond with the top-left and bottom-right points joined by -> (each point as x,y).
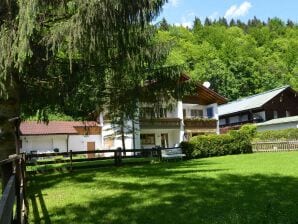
20,121 -> 102,153
137,84 -> 226,149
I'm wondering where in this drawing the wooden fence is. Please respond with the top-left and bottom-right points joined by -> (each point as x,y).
25,147 -> 169,171
0,154 -> 27,224
252,140 -> 298,152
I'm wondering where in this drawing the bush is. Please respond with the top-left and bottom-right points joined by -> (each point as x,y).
255,128 -> 298,141
239,124 -> 257,139
181,129 -> 252,159
180,141 -> 193,159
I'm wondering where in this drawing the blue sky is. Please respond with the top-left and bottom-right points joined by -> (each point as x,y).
156,0 -> 298,27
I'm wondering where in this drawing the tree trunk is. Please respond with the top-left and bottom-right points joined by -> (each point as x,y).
121,121 -> 126,156
0,79 -> 20,160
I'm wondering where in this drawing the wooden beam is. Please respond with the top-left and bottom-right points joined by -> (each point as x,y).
0,176 -> 16,224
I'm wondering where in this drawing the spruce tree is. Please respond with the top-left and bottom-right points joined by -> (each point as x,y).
0,0 -> 174,159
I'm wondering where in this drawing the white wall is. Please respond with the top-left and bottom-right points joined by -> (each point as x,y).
21,135 -> 67,153
21,134 -> 102,153
68,135 -> 102,152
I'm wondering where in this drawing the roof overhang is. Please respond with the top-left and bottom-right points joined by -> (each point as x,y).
183,84 -> 227,105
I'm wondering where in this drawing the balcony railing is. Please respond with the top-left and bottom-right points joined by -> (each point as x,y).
184,118 -> 217,129
219,118 -> 263,128
139,118 -> 181,129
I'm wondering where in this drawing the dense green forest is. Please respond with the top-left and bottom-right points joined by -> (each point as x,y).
156,17 -> 298,100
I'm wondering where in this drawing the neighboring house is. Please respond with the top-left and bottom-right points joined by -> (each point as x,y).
257,115 -> 298,132
20,121 -> 102,153
218,86 -> 298,133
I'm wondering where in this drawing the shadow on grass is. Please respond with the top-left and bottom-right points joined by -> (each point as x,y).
27,160 -> 298,224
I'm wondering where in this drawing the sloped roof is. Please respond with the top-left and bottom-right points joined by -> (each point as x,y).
20,121 -> 99,135
183,84 -> 227,105
257,115 -> 298,126
218,86 -> 290,116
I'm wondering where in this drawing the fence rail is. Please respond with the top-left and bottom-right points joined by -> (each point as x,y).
25,148 -> 182,171
0,154 -> 27,224
252,140 -> 298,152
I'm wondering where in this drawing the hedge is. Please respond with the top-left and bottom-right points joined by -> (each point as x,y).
181,129 -> 253,159
255,128 -> 298,141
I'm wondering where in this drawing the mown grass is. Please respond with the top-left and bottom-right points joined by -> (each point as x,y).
28,152 -> 298,224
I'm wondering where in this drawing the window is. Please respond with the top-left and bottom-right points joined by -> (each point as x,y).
273,111 -> 278,119
240,114 -> 248,122
219,119 -> 226,125
229,116 -> 239,124
190,109 -> 203,118
206,107 -> 214,118
140,107 -> 167,118
140,134 -> 155,145
183,109 -> 186,118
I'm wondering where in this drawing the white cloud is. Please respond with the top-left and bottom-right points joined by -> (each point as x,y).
175,21 -> 193,28
224,1 -> 252,18
208,12 -> 219,21
175,11 -> 195,28
168,0 -> 180,8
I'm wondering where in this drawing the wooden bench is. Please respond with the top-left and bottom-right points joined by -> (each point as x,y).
161,148 -> 186,160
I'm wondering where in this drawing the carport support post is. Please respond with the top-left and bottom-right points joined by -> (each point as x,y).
158,147 -> 162,161
114,147 -> 122,166
69,150 -> 73,172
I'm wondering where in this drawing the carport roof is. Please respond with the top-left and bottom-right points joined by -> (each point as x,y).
20,121 -> 99,135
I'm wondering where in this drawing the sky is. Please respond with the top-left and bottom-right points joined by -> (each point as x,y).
156,0 -> 298,27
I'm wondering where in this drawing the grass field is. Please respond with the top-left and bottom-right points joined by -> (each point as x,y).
27,152 -> 298,224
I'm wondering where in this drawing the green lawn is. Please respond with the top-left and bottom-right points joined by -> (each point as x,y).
28,152 -> 298,224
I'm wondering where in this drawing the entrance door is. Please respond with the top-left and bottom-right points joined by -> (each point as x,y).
87,142 -> 96,159
161,133 -> 169,148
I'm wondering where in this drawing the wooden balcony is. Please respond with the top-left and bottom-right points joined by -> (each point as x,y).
139,118 -> 181,129
184,118 -> 217,130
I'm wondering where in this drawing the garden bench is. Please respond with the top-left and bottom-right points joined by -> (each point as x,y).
161,148 -> 186,160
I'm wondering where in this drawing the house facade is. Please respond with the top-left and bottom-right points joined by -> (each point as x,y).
137,84 -> 226,149
20,121 -> 102,153
218,86 -> 298,133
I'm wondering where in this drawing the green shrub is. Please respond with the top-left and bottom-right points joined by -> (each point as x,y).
239,124 -> 257,139
181,129 -> 252,159
255,128 -> 298,141
180,141 -> 193,159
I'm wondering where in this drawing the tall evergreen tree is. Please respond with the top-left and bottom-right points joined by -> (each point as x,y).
204,17 -> 212,26
0,0 -> 173,159
160,17 -> 170,31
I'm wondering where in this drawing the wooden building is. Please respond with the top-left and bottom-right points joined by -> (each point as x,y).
218,86 -> 298,133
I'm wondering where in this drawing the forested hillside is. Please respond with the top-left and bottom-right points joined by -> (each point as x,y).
157,17 -> 298,100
